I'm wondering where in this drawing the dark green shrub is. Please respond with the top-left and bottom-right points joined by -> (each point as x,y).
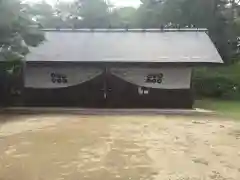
193,65 -> 240,99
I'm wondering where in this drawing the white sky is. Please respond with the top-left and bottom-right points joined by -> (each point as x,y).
24,0 -> 142,8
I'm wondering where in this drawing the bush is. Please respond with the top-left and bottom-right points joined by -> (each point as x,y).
193,65 -> 240,100
193,76 -> 237,98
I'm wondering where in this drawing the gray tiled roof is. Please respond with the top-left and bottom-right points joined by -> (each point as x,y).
26,29 -> 223,63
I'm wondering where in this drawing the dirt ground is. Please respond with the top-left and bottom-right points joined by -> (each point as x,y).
0,114 -> 240,180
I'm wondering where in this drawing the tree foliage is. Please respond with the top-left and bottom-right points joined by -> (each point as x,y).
134,0 -> 239,62
0,0 -> 44,62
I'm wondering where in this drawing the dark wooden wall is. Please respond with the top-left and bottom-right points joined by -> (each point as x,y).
0,62 -> 194,109
23,65 -> 193,109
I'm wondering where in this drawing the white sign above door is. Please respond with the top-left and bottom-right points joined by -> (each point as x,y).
25,66 -> 104,89
110,67 -> 192,89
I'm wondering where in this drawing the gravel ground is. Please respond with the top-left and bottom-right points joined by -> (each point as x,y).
0,114 -> 240,180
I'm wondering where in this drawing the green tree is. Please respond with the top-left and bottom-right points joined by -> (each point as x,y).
75,0 -> 111,28
0,0 -> 44,105
29,0 -> 113,28
24,1 -> 68,28
0,0 -> 44,62
134,0 -> 236,63
112,7 -> 137,27
24,1 -> 55,28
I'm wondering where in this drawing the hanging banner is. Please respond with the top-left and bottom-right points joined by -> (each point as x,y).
25,66 -> 103,89
110,67 -> 192,89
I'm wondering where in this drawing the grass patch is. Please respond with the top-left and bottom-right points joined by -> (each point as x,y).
194,99 -> 240,120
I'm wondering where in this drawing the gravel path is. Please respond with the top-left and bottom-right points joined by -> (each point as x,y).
0,114 -> 240,180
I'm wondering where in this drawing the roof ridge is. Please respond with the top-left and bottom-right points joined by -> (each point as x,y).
41,28 -> 208,32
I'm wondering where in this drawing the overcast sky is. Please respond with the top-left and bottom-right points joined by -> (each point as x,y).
24,0 -> 142,8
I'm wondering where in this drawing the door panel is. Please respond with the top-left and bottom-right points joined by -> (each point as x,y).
24,64 -> 106,107
24,74 -> 106,107
106,68 -> 193,109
